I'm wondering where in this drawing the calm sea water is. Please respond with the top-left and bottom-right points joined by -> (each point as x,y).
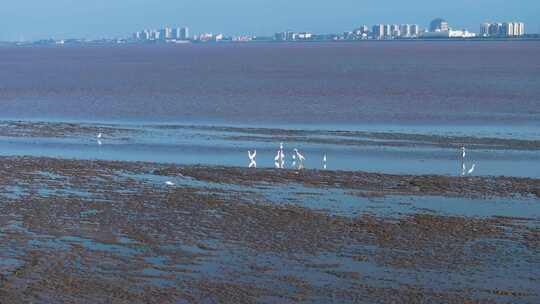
1,41 -> 539,125
0,42 -> 539,177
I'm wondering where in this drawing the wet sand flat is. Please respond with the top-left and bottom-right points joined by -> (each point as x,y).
2,120 -> 540,151
0,156 -> 539,303
2,120 -> 540,178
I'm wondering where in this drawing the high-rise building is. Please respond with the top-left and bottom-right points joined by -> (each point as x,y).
488,23 -> 502,36
180,27 -> 189,40
430,18 -> 449,32
390,24 -> 400,37
151,30 -> 160,40
384,24 -> 392,37
357,25 -> 369,35
173,28 -> 181,40
410,24 -> 420,37
159,27 -> 172,40
372,24 -> 384,39
213,34 -> 224,41
141,30 -> 151,40
173,27 -> 189,40
502,22 -> 514,36
481,21 -> 525,37
287,31 -> 297,41
480,23 -> 490,37
352,25 -> 369,39
400,24 -> 411,37
516,22 -> 525,36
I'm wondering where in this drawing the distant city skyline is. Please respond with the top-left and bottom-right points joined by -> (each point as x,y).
0,0 -> 538,41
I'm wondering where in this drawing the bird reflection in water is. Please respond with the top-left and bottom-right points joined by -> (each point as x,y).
460,146 -> 476,176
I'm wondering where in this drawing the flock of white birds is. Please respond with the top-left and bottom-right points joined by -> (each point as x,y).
257,142 -> 315,170
96,134 -> 476,187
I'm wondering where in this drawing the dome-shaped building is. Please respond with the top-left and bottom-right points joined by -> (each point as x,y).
430,18 -> 449,32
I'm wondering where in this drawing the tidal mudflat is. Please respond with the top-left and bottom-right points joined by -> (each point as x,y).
0,156 -> 539,303
1,120 -> 540,178
1,42 -> 539,303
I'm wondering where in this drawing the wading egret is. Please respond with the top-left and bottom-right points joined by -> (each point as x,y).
248,150 -> 257,168
293,148 -> 305,162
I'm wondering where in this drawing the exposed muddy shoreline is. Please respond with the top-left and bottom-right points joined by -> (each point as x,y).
0,156 -> 539,303
159,124 -> 540,151
2,120 -> 540,151
154,163 -> 540,199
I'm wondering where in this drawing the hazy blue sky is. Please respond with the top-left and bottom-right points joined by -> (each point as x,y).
0,0 -> 538,40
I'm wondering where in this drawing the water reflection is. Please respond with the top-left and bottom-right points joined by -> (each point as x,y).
460,146 -> 477,176
3,121 -> 539,178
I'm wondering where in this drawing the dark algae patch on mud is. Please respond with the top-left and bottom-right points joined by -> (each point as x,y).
0,156 -> 539,303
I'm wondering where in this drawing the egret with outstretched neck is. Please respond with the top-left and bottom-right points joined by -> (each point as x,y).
293,148 -> 305,163
293,148 -> 305,169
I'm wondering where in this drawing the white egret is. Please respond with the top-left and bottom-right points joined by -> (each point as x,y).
248,150 -> 257,168
461,146 -> 466,159
96,133 -> 103,145
292,148 -> 305,170
323,153 -> 327,170
293,148 -> 305,162
248,150 -> 257,161
274,143 -> 285,168
165,181 -> 175,186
